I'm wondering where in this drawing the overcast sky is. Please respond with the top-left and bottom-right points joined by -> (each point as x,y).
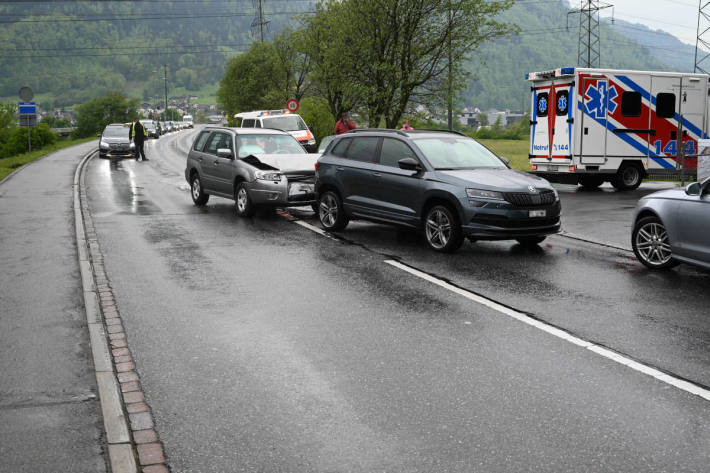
583,0 -> 702,46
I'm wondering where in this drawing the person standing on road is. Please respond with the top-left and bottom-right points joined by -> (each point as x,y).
400,119 -> 414,131
333,112 -> 356,135
129,118 -> 148,161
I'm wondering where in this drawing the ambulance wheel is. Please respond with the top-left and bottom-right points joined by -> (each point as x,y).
612,164 -> 643,191
579,175 -> 604,189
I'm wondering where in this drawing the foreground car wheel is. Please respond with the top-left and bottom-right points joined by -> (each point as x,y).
318,191 -> 349,231
235,182 -> 256,217
424,205 -> 463,253
632,216 -> 679,270
190,174 -> 209,206
516,236 -> 546,247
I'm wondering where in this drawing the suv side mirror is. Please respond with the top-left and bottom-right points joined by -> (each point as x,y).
217,148 -> 233,159
685,182 -> 702,196
398,157 -> 421,171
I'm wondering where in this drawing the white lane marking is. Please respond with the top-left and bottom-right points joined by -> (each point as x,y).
384,259 -> 710,403
293,220 -> 334,239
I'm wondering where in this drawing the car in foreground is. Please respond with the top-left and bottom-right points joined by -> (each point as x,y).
315,129 -> 561,252
185,127 -> 319,215
98,123 -> 134,159
631,177 -> 710,270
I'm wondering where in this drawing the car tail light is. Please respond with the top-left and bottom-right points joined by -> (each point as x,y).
314,162 -> 320,172
531,164 -> 537,170
569,166 -> 575,172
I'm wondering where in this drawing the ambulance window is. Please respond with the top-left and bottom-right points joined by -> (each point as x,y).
621,91 -> 642,117
656,93 -> 676,119
556,90 -> 569,116
536,92 -> 549,117
242,119 -> 255,127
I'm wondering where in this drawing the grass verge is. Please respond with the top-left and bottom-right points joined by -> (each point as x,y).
478,139 -> 530,171
0,136 -> 96,181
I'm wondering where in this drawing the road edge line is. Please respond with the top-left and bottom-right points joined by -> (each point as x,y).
558,231 -> 632,253
384,259 -> 710,403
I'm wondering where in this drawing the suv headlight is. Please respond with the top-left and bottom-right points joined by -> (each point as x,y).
99,140 -> 109,149
466,188 -> 505,200
255,170 -> 282,181
307,139 -> 316,145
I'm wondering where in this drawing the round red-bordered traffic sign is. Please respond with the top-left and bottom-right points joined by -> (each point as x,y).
286,99 -> 299,113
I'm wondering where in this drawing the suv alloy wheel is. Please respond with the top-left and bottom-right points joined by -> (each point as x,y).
235,182 -> 256,217
632,216 -> 678,269
318,191 -> 349,231
424,205 -> 463,252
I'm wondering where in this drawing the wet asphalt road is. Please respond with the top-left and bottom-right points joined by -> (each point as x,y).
85,129 -> 710,472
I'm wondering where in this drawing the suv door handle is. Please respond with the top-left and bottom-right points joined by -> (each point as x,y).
336,167 -> 344,171
198,157 -> 203,162
373,172 -> 381,177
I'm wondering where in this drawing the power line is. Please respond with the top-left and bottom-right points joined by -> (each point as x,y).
0,10 -> 313,23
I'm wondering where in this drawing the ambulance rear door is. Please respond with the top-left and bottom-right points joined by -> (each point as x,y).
550,79 -> 574,160
530,80 -> 553,160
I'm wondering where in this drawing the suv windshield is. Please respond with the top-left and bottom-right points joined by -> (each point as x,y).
412,136 -> 506,170
103,126 -> 128,138
262,116 -> 307,132
236,134 -> 305,158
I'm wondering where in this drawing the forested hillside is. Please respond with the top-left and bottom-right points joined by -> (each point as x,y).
463,0 -> 674,110
0,0 -> 698,111
0,0 -> 311,107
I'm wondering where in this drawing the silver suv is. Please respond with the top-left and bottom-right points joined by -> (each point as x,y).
185,127 -> 318,216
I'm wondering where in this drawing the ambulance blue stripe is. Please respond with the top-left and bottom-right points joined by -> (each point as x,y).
577,101 -> 675,169
568,84 -> 574,152
615,75 -> 704,138
532,89 -> 537,152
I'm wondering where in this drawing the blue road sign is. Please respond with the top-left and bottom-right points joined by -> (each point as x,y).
19,102 -> 36,114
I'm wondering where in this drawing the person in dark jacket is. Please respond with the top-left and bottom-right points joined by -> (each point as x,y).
129,119 -> 148,161
333,112 -> 356,135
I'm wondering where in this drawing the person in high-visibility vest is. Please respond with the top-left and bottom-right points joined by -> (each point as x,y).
129,119 -> 148,161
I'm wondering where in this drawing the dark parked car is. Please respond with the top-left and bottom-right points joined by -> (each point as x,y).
315,129 -> 561,252
98,123 -> 134,159
140,119 -> 160,139
631,177 -> 710,270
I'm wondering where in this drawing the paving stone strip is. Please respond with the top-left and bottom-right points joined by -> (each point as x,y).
75,151 -> 170,473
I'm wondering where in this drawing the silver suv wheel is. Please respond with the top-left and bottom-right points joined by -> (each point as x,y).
634,220 -> 672,266
320,194 -> 338,227
237,187 -> 248,213
425,208 -> 452,250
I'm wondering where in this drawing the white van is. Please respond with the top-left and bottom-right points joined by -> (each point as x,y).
182,114 -> 194,128
235,110 -> 317,152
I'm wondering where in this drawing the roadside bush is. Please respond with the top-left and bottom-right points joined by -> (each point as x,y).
299,96 -> 335,145
0,124 -> 57,158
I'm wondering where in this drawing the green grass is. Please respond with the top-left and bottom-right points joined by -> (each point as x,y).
0,136 -> 95,181
478,139 -> 530,171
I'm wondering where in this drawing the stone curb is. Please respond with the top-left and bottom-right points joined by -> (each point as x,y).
74,150 -> 170,473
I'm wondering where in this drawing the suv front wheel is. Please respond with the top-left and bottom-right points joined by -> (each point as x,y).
235,182 -> 256,217
424,205 -> 463,253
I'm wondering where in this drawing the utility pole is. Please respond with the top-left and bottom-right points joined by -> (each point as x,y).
694,0 -> 710,74
164,64 -> 168,121
251,0 -> 270,42
567,1 -> 614,68
447,5 -> 453,131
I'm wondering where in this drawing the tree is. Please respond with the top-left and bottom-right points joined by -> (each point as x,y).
217,42 -> 285,117
310,0 -> 514,127
73,93 -> 138,138
273,27 -> 313,102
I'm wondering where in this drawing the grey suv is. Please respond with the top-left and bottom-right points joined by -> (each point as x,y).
315,129 -> 561,252
185,127 -> 318,215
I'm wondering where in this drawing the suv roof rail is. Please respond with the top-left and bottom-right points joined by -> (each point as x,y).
344,128 -> 408,137
405,128 -> 467,136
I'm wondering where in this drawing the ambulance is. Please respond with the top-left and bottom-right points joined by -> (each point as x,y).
526,67 -> 707,189
235,109 -> 317,152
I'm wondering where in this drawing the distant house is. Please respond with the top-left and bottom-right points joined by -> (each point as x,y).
458,107 -> 481,127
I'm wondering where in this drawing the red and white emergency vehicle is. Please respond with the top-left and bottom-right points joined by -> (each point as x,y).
527,67 -> 707,189
235,109 -> 317,152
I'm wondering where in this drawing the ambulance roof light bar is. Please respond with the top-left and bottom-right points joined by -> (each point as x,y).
526,67 -> 575,81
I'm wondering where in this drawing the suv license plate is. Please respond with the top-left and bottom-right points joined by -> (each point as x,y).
529,209 -> 546,218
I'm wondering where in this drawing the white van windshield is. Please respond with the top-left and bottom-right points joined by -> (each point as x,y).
262,116 -> 307,132
236,134 -> 305,158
